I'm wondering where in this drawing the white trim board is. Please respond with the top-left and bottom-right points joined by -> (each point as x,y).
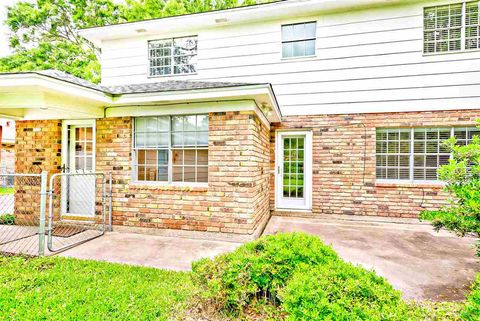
275,130 -> 313,211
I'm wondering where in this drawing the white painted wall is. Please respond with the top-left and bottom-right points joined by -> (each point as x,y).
99,1 -> 480,116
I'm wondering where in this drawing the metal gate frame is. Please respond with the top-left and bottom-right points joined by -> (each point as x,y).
46,172 -> 109,253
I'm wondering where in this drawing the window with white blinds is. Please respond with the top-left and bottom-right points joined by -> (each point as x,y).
133,115 -> 208,184
376,127 -> 480,182
424,1 -> 480,53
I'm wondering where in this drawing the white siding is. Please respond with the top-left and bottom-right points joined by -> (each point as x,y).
100,1 -> 480,116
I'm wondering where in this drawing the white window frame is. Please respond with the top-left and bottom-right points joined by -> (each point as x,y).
376,126 -> 479,184
132,115 -> 208,186
148,36 -> 198,77
423,1 -> 480,55
281,21 -> 317,59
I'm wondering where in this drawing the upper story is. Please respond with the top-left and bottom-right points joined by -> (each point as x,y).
80,0 -> 480,116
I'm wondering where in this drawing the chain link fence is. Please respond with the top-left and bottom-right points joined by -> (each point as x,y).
0,173 -> 47,256
0,171 -> 111,256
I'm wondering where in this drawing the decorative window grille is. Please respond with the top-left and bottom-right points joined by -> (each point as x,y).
133,115 -> 208,183
424,1 -> 480,53
149,36 -> 198,76
281,22 -> 317,58
376,127 -> 479,182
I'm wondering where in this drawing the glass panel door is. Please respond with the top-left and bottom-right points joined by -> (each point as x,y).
282,136 -> 305,199
277,131 -> 311,210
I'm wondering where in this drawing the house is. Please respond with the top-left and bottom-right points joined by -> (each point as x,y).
0,0 -> 479,240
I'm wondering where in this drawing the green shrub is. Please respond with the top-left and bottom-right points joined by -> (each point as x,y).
191,232 -> 339,315
0,214 -> 14,225
420,130 -> 480,256
280,261 -> 415,321
462,273 -> 480,321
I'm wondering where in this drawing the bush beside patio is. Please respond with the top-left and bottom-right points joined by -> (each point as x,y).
189,232 -> 469,321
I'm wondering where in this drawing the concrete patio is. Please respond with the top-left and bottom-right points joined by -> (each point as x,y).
59,216 -> 479,301
264,216 -> 479,301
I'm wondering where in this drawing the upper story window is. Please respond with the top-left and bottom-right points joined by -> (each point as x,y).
281,21 -> 316,58
424,1 -> 480,54
133,115 -> 208,184
149,36 -> 198,76
376,127 -> 480,182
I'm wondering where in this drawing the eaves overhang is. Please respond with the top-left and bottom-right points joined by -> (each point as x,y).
79,0 -> 423,47
0,72 -> 281,124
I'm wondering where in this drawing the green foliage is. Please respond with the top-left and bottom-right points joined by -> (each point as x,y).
0,41 -> 101,83
191,232 -> 339,315
120,0 -> 263,22
0,187 -> 14,195
421,123 -> 480,256
281,261 -> 416,321
0,214 -> 14,225
0,0 -> 271,83
2,0 -> 122,83
0,256 -> 194,320
462,273 -> 480,321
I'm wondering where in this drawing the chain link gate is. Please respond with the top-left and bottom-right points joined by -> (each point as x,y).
0,172 -> 48,256
47,172 -> 108,253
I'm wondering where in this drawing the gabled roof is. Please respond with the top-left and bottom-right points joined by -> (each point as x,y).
3,70 -> 263,96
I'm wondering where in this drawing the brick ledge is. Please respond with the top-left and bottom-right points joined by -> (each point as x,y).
127,183 -> 208,192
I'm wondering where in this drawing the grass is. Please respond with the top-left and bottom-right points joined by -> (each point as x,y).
0,187 -> 13,195
0,256 -> 194,321
0,214 -> 14,225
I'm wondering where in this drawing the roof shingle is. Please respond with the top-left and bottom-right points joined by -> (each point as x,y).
27,70 -> 263,95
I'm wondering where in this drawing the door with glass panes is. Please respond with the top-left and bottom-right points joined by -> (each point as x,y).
62,120 -> 96,217
276,131 -> 312,210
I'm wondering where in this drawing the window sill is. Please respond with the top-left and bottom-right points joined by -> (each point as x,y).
422,48 -> 480,57
281,54 -> 317,61
147,72 -> 198,79
375,181 -> 445,188
128,181 -> 208,192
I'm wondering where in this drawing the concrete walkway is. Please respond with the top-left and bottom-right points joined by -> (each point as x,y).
59,216 -> 479,301
264,216 -> 479,301
60,231 -> 242,271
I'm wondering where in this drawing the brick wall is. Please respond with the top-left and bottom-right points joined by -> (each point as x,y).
96,111 -> 271,236
15,120 -> 62,174
14,120 -> 62,224
270,109 -> 480,218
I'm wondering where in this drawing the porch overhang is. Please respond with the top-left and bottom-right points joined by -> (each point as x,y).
0,72 -> 281,125
0,73 -> 108,120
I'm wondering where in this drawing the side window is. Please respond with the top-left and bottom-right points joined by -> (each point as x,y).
281,21 -> 316,58
376,127 -> 479,182
423,1 -> 480,54
149,36 -> 198,76
133,115 -> 208,184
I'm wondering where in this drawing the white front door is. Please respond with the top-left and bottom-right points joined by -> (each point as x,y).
62,120 -> 96,217
275,131 -> 312,210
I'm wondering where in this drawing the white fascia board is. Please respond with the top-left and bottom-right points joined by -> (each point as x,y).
0,74 -> 110,104
106,100 -> 272,129
79,0 -> 412,46
109,84 -> 281,122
